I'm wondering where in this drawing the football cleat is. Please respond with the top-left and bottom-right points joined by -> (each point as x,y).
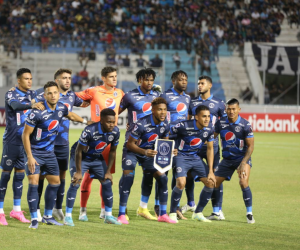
104,215 -> 122,225
125,208 -> 130,221
64,216 -> 75,226
99,208 -> 105,219
28,220 -> 38,229
206,213 -> 224,221
137,207 -> 157,221
117,215 -> 129,224
181,204 -> 196,214
42,216 -> 64,226
246,214 -> 255,224
158,214 -> 177,224
10,210 -> 30,223
79,213 -> 88,222
168,213 -> 178,223
52,208 -> 64,221
0,213 -> 8,226
219,210 -> 225,220
192,212 -> 212,222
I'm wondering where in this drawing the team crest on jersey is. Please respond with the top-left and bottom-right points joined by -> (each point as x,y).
95,141 -> 107,152
160,127 -> 165,133
203,132 -> 208,138
29,113 -> 35,119
82,132 -> 87,138
48,120 -> 60,133
8,93 -> 12,98
133,125 -> 138,131
105,98 -> 116,109
209,103 -> 215,108
235,126 -> 241,132
58,111 -> 63,117
6,159 -> 12,166
113,91 -> 118,97
108,135 -> 114,141
126,160 -> 132,166
69,96 -> 73,102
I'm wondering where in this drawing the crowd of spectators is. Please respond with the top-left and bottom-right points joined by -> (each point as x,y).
0,0 -> 298,58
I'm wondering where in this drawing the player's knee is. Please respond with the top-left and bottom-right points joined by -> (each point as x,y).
206,180 -> 215,188
123,170 -> 135,176
239,179 -> 248,189
176,179 -> 186,190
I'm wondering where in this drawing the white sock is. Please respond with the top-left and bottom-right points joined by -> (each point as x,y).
80,207 -> 86,214
66,213 -> 72,217
247,212 -> 253,215
105,211 -> 112,216
0,209 -> 4,214
140,201 -> 148,209
13,205 -> 21,212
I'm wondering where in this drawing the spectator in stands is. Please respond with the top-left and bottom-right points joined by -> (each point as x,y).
240,87 -> 253,103
173,52 -> 181,69
79,66 -> 89,85
136,54 -> 147,67
72,72 -> 82,91
78,47 -> 89,67
201,56 -> 211,75
116,55 -> 123,67
149,54 -> 163,68
123,55 -> 130,67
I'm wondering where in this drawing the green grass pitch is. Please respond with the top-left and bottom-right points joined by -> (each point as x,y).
0,127 -> 299,250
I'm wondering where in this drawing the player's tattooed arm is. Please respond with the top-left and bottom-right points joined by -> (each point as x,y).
206,140 -> 216,186
105,145 -> 117,184
237,137 -> 254,179
22,124 -> 39,174
127,136 -> 157,157
73,143 -> 84,186
65,111 -> 94,125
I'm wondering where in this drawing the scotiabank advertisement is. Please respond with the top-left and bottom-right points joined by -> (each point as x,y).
0,108 -> 5,127
240,113 -> 300,133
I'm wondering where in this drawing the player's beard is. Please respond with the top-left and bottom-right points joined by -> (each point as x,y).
199,89 -> 208,95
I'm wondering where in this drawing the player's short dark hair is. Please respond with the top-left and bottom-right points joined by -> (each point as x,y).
171,70 -> 188,81
195,105 -> 210,115
16,68 -> 31,78
101,67 -> 117,77
54,68 -> 72,79
226,98 -> 239,106
136,68 -> 156,82
100,108 -> 116,118
198,75 -> 212,84
151,97 -> 167,107
44,81 -> 58,91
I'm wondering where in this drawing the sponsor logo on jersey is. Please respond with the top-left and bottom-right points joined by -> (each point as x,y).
190,138 -> 202,149
147,134 -> 158,144
96,104 -> 100,116
176,103 -> 187,115
48,120 -> 60,133
95,141 -> 107,152
69,96 -> 73,102
239,140 -> 244,150
142,102 -> 152,115
225,131 -> 236,144
64,103 -> 71,111
105,98 -> 116,109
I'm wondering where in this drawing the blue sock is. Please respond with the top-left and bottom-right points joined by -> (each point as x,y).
171,170 -> 176,190
27,184 -> 39,219
242,186 -> 252,213
156,174 -> 168,216
218,183 -> 224,210
119,173 -> 134,216
102,180 -> 113,212
55,179 -> 65,209
66,183 -> 80,214
154,181 -> 160,206
195,186 -> 214,213
212,187 -> 221,213
185,176 -> 195,204
141,172 -> 153,206
37,178 -> 44,209
13,172 -> 25,206
0,172 -> 11,207
170,186 -> 183,213
44,183 -> 60,217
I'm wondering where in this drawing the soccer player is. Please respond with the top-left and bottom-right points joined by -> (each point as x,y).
33,68 -> 87,222
117,68 -> 160,224
185,76 -> 226,220
22,81 -> 93,229
158,70 -> 190,220
0,68 -> 43,226
75,66 -> 124,220
169,105 -> 216,223
125,97 -> 178,224
212,98 -> 255,224
64,109 -> 121,226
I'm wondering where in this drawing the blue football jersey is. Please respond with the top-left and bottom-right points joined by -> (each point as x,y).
170,120 -> 214,156
25,101 -> 69,154
78,122 -> 120,160
35,88 -> 83,145
129,114 -> 170,152
3,87 -> 36,145
160,88 -> 190,128
215,116 -> 254,160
